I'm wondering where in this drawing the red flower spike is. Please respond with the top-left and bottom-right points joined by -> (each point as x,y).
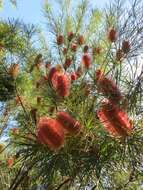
84,45 -> 89,53
63,47 -> 68,55
71,43 -> 78,52
57,35 -> 64,45
82,53 -> 92,69
122,40 -> 130,54
57,112 -> 81,134
71,72 -> 78,81
97,101 -> 133,137
68,32 -> 74,41
108,28 -> 118,43
64,58 -> 72,69
55,74 -> 71,97
37,117 -> 65,150
96,69 -> 122,103
76,66 -> 83,78
116,49 -> 124,61
78,35 -> 85,45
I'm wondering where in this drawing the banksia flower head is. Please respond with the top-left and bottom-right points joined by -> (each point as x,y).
78,35 -> 85,45
122,40 -> 130,54
108,28 -> 118,43
97,101 -> 133,137
82,53 -> 92,69
96,69 -> 122,103
57,111 -> 82,134
9,63 -> 20,78
37,117 -> 65,150
57,34 -> 64,45
68,31 -> 74,41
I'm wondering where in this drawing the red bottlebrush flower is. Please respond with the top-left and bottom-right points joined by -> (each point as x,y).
116,49 -> 124,61
48,67 -> 60,86
57,112 -> 81,134
108,28 -> 118,43
57,35 -> 64,45
97,101 -> 133,137
37,117 -> 65,150
78,35 -> 85,45
83,45 -> 89,53
76,66 -> 83,78
71,43 -> 78,52
7,157 -> 15,168
55,74 -> 71,97
122,40 -> 130,54
63,47 -> 68,55
82,53 -> 92,69
68,31 -> 74,41
64,58 -> 72,69
71,72 -> 78,81
96,69 -> 122,103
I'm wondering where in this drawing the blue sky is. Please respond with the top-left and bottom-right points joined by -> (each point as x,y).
0,0 -> 107,24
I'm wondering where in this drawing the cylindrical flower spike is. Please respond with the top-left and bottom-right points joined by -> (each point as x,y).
78,35 -> 85,45
96,69 -> 122,103
57,35 -> 64,45
97,101 -> 133,137
57,111 -> 81,134
71,72 -> 78,81
122,40 -> 130,54
37,117 -> 65,150
55,74 -> 71,97
82,53 -> 92,69
108,28 -> 118,43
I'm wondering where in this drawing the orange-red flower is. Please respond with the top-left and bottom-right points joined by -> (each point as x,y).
57,111 -> 81,134
122,40 -> 130,54
64,58 -> 72,69
97,101 -> 133,137
68,32 -> 75,41
55,74 -> 71,97
108,28 -> 118,42
57,35 -> 64,45
37,117 -> 65,150
78,35 -> 85,45
82,53 -> 92,69
71,72 -> 78,81
96,69 -> 122,103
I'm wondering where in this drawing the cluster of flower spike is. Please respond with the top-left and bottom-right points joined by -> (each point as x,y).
37,112 -> 81,150
96,70 -> 133,137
